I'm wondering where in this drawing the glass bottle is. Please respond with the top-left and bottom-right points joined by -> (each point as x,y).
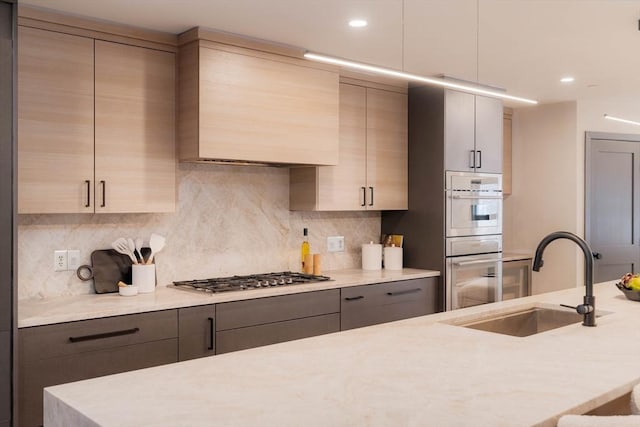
301,228 -> 310,272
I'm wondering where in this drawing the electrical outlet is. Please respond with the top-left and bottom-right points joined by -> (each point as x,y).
67,250 -> 80,270
327,236 -> 345,252
54,250 -> 67,271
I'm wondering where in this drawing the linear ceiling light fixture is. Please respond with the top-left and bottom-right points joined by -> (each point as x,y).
604,114 -> 640,126
304,52 -> 538,105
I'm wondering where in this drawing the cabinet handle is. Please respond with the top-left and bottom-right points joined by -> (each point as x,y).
386,288 -> 422,296
84,180 -> 91,208
369,187 -> 374,206
207,317 -> 214,350
469,150 -> 476,168
476,150 -> 482,169
361,187 -> 366,207
100,180 -> 106,207
344,295 -> 364,301
68,327 -> 140,343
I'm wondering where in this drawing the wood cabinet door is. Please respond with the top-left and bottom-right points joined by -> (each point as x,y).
474,95 -> 503,173
366,88 -> 408,210
316,83 -> 367,210
17,27 -> 94,213
197,46 -> 339,165
94,41 -> 175,213
178,305 -> 216,361
444,89 -> 475,172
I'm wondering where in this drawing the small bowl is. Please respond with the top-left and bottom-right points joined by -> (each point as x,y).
119,285 -> 139,297
615,282 -> 640,301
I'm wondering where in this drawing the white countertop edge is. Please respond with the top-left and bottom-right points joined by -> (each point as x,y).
18,268 -> 440,328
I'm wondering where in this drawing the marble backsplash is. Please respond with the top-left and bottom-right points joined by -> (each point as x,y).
18,163 -> 381,300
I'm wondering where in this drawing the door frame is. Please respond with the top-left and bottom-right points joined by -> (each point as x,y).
585,130 -> 640,257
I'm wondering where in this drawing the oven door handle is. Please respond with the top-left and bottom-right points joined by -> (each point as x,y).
450,194 -> 503,200
453,258 -> 507,267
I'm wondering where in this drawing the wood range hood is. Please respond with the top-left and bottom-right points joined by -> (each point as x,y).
176,27 -> 341,167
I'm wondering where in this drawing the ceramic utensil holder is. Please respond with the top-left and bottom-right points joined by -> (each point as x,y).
132,264 -> 156,293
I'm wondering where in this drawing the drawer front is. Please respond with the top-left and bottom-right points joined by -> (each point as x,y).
20,309 -> 177,362
216,289 -> 340,331
20,338 -> 177,427
216,313 -> 340,354
178,304 -> 216,361
341,278 -> 438,330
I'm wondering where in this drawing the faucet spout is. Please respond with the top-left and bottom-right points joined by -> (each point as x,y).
532,231 -> 596,327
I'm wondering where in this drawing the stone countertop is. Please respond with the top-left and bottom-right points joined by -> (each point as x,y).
18,268 -> 440,328
44,281 -> 640,427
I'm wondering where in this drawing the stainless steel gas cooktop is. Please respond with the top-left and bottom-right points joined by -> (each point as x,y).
172,271 -> 331,294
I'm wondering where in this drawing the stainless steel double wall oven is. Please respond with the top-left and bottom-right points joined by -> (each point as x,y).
445,172 -> 503,310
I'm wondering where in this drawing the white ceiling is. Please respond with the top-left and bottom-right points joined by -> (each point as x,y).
20,0 -> 640,106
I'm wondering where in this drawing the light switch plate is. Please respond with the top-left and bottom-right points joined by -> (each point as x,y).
67,250 -> 80,270
327,236 -> 345,252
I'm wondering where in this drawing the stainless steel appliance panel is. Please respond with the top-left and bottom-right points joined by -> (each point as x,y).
446,253 -> 503,311
447,235 -> 502,257
446,171 -> 502,237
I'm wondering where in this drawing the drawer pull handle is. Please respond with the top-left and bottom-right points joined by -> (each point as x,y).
208,317 -> 214,350
68,327 -> 140,343
387,288 -> 422,296
344,295 -> 364,301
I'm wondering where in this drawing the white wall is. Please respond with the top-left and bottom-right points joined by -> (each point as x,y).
506,93 -> 640,295
504,101 -> 579,295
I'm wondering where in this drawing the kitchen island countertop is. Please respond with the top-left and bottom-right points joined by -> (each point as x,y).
18,268 -> 439,328
44,281 -> 640,426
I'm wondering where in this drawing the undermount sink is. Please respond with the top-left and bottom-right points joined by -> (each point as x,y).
454,306 -> 605,337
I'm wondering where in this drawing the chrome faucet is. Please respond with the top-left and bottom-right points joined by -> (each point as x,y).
532,231 -> 596,327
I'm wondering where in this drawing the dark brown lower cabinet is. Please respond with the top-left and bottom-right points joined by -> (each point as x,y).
215,289 -> 340,354
217,313 -> 340,354
178,304 -> 216,361
19,277 -> 440,425
340,277 -> 438,330
0,331 -> 9,426
18,310 -> 178,427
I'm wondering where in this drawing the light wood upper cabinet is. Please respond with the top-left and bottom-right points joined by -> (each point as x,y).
94,41 -> 175,213
178,41 -> 339,165
290,82 -> 408,211
18,27 -> 176,214
366,87 -> 408,210
18,27 -> 95,213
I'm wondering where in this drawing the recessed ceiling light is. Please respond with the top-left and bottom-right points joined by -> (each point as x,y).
348,19 -> 367,28
560,76 -> 575,83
